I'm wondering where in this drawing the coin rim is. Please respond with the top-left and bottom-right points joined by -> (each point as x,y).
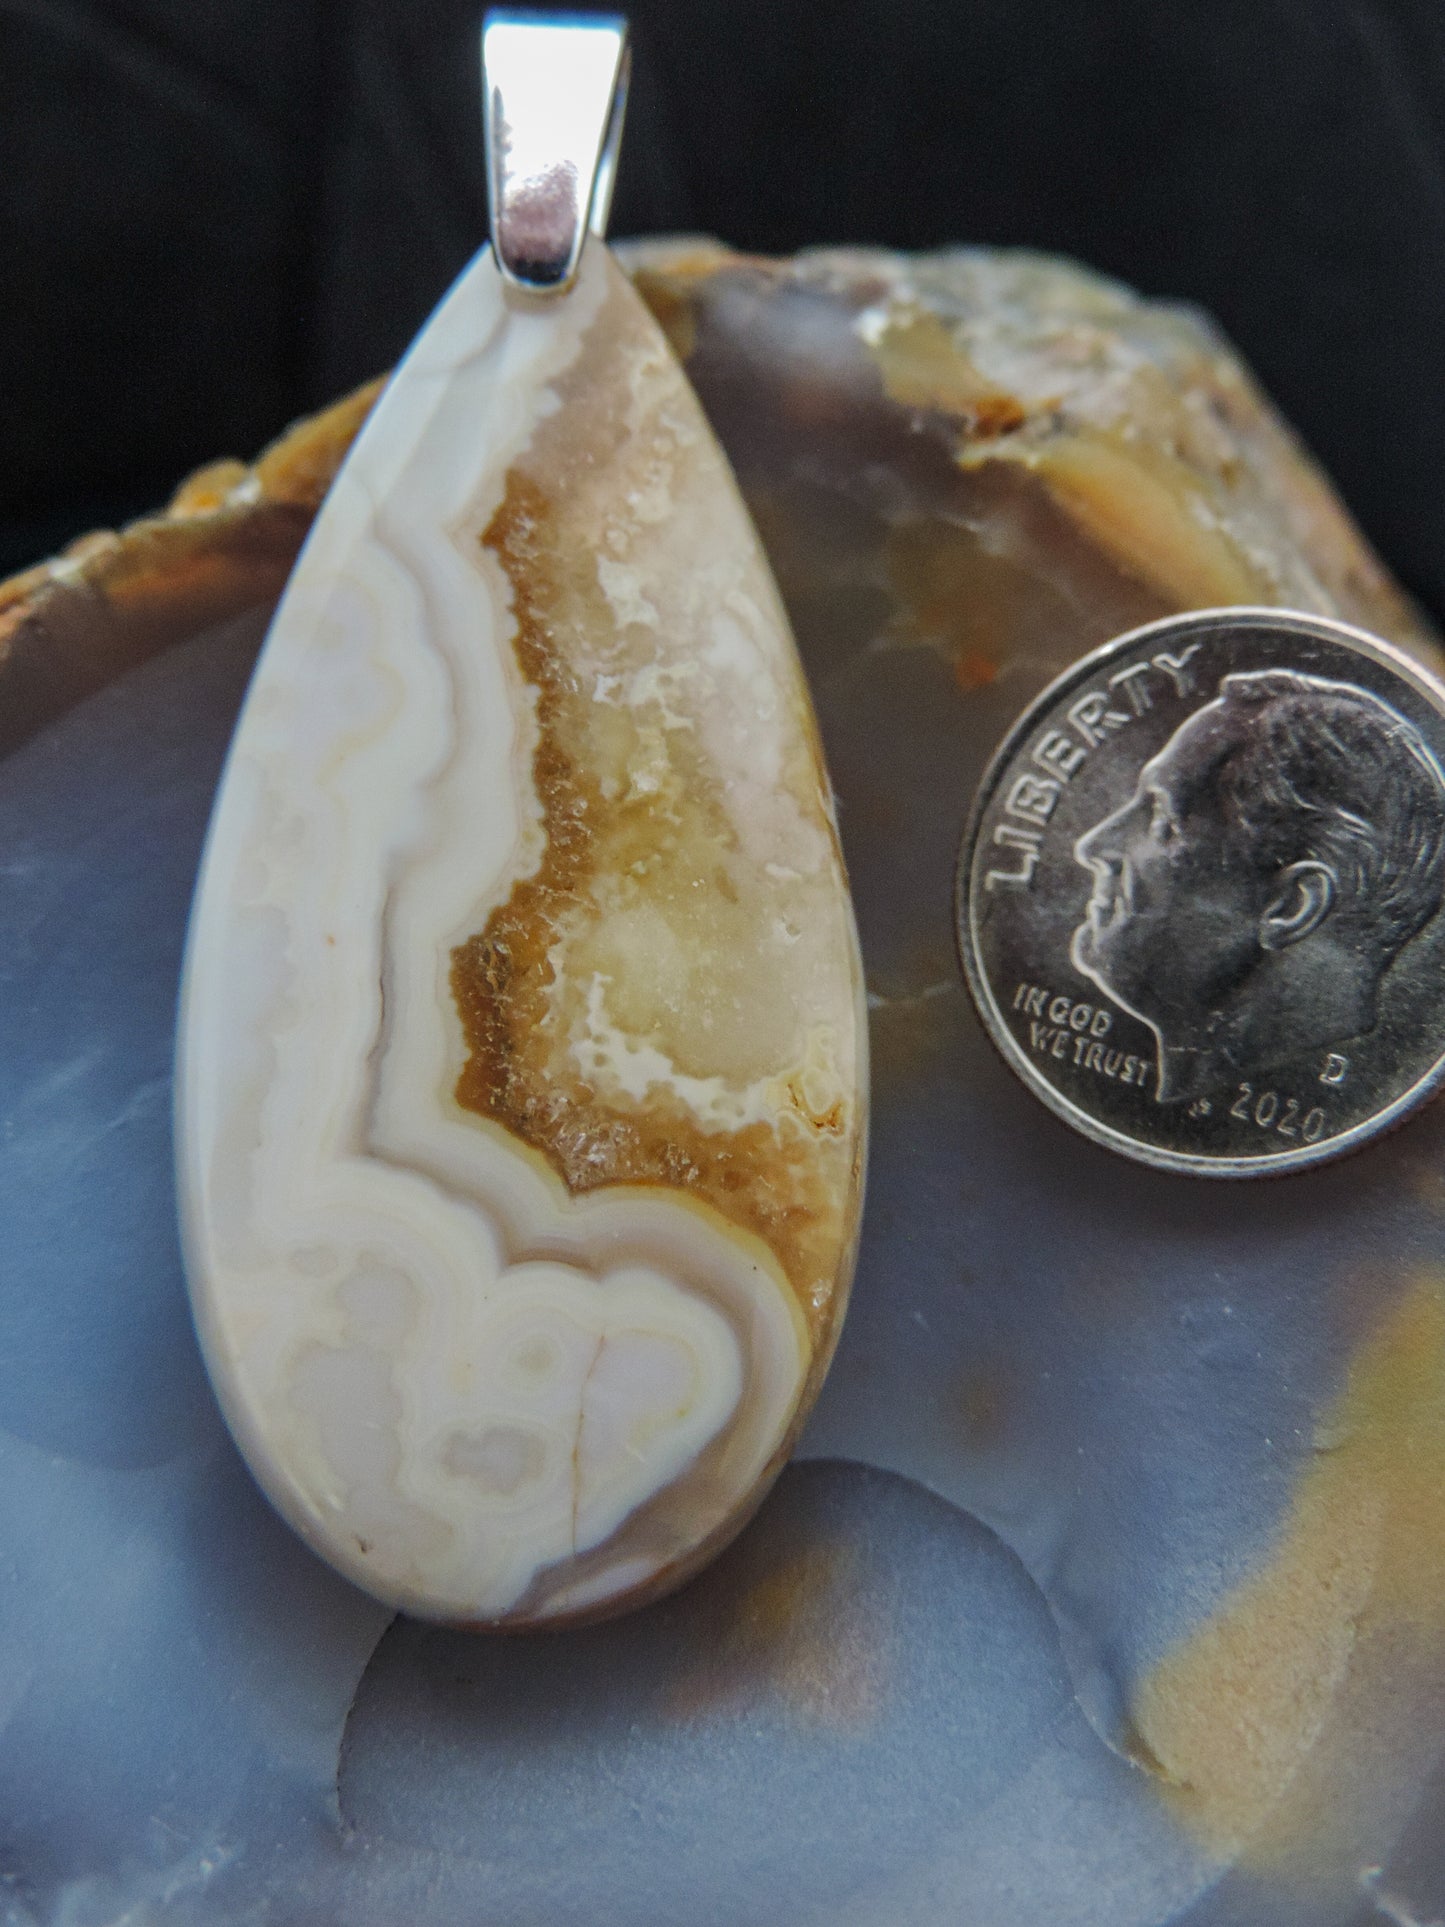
954,605 -> 1445,1178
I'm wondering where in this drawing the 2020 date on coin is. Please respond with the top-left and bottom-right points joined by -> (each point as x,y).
955,608 -> 1445,1177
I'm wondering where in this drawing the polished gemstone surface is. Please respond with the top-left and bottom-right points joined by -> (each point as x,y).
175,244 -> 866,1625
2,239 -> 1443,1924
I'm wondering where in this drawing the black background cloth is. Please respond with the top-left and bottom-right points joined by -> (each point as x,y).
3,0 -> 1444,622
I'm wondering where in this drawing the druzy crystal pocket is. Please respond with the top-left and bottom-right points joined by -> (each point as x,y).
175,242 -> 867,1626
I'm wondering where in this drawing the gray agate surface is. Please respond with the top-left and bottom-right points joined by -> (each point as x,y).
2,241 -> 1444,1925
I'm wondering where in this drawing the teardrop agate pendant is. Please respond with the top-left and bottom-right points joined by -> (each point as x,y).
176,13 -> 866,1626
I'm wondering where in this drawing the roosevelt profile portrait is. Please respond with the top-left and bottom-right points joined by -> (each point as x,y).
1070,667 -> 1445,1103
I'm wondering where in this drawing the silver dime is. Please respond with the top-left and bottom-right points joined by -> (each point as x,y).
956,607 -> 1445,1176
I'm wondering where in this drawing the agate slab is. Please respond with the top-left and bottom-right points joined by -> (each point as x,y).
175,243 -> 866,1625
5,238 -> 1445,1926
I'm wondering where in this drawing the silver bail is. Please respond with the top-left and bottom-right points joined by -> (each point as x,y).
482,10 -> 631,297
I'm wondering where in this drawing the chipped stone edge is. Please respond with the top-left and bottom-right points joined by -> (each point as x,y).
4,238 -> 1436,759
